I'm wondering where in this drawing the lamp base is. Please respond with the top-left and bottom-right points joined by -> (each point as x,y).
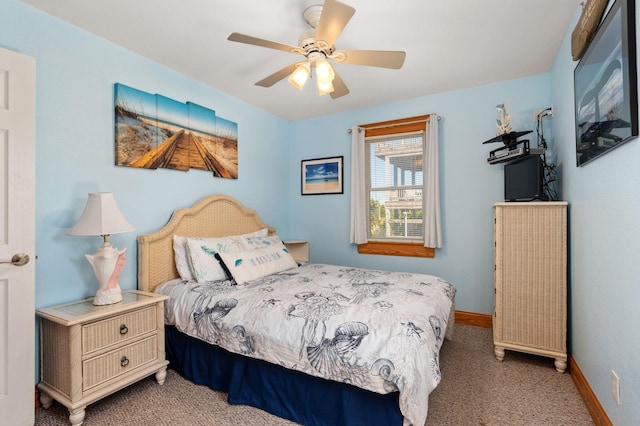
93,285 -> 123,305
85,244 -> 127,306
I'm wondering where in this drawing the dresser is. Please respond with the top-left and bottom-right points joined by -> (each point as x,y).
493,202 -> 568,372
37,290 -> 169,425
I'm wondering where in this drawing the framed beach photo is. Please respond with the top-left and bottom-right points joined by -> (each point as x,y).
301,156 -> 344,195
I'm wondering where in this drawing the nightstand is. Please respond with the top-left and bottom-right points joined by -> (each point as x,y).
36,290 -> 169,426
283,240 -> 309,263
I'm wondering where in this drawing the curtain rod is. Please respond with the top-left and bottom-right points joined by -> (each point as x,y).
347,114 -> 441,133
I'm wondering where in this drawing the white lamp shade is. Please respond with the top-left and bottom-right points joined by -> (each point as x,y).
317,80 -> 335,95
68,192 -> 135,236
288,62 -> 311,90
315,58 -> 335,84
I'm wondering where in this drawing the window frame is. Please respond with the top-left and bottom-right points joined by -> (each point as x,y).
357,115 -> 435,258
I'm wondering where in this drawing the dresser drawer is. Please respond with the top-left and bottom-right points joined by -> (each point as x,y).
82,306 -> 156,355
83,335 -> 158,391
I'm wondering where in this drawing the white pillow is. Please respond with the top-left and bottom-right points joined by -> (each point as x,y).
173,235 -> 194,281
217,245 -> 298,285
185,236 -> 245,282
173,228 -> 268,281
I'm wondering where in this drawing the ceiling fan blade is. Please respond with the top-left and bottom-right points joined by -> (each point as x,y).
255,62 -> 299,87
314,0 -> 355,50
228,32 -> 301,55
333,50 -> 406,69
330,71 -> 349,99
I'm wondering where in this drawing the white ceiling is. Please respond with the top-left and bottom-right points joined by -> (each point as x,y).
22,0 -> 580,121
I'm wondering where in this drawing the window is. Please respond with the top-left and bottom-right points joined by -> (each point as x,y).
367,133 -> 424,240
356,115 -> 436,258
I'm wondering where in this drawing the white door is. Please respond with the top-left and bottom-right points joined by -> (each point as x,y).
0,47 -> 36,425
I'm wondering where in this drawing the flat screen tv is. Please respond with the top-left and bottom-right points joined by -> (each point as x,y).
504,155 -> 544,201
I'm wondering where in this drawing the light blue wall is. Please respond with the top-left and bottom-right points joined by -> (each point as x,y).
551,3 -> 640,424
2,0 -> 291,310
287,75 -> 552,314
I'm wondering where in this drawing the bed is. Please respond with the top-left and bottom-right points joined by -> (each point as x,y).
138,194 -> 456,426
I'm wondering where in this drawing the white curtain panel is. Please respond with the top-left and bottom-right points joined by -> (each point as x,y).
424,115 -> 442,248
349,126 -> 368,244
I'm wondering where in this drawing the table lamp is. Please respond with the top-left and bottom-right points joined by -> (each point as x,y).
67,192 -> 135,305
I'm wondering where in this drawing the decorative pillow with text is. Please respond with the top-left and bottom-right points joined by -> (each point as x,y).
217,245 -> 298,285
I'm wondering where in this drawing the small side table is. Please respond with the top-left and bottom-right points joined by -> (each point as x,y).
283,240 -> 309,263
36,290 -> 169,426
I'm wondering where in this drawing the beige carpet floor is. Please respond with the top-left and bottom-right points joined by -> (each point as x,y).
35,324 -> 594,425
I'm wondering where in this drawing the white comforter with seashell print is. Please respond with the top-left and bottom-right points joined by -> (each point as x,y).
157,263 -> 456,426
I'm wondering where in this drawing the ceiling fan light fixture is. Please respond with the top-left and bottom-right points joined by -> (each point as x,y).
317,79 -> 334,96
315,57 -> 335,84
228,0 -> 404,99
288,62 -> 311,90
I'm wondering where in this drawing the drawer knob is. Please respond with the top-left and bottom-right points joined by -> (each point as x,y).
120,356 -> 130,367
119,324 -> 128,335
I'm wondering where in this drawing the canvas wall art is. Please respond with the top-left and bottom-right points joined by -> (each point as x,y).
115,83 -> 238,178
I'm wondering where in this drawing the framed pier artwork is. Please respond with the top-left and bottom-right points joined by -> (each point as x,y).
114,83 -> 238,179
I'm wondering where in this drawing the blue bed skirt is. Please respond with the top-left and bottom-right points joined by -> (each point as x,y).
165,325 -> 403,426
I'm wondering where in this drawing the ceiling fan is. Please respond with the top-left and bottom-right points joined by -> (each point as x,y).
227,0 -> 406,99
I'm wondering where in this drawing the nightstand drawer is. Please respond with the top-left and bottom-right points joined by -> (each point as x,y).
82,306 -> 156,354
83,335 -> 158,391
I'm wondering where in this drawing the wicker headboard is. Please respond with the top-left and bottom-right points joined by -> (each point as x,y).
137,194 -> 275,293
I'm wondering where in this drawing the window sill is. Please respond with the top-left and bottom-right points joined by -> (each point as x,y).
357,241 -> 435,258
